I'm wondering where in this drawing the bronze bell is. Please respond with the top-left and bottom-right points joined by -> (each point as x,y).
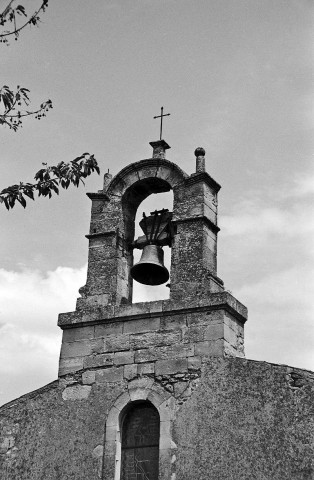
131,244 -> 169,286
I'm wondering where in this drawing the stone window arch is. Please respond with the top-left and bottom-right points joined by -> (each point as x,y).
103,383 -> 176,480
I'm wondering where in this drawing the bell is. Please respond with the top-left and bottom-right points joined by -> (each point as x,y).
131,244 -> 169,286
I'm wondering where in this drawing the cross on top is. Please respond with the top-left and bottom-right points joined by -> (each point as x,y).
153,106 -> 170,140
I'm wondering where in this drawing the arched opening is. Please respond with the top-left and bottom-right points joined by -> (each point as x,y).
121,401 -> 160,480
132,190 -> 173,303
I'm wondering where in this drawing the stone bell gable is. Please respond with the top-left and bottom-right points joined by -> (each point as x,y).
79,140 -> 223,308
1,139 -> 313,480
58,140 -> 247,382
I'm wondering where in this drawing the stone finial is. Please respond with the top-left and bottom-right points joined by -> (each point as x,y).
194,147 -> 206,173
103,171 -> 112,191
149,140 -> 171,159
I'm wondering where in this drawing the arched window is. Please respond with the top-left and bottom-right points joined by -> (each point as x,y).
121,401 -> 160,480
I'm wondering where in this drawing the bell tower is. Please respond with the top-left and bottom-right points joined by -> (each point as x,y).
75,140 -> 224,309
57,138 -> 247,478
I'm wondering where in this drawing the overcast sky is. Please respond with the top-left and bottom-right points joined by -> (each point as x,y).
0,0 -> 313,406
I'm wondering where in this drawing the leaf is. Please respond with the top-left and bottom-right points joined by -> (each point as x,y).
16,5 -> 27,16
17,195 -> 27,208
23,189 -> 34,200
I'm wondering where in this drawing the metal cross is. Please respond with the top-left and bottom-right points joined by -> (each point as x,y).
153,106 -> 170,140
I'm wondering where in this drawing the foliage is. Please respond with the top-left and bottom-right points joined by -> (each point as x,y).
0,154 -> 100,210
0,2 -> 100,211
0,85 -> 52,131
0,0 -> 48,44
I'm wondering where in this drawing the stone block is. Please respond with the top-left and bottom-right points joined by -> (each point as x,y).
95,322 -> 123,337
160,313 -> 186,331
174,382 -> 188,397
204,323 -> 223,341
84,353 -> 114,369
114,302 -> 150,318
224,324 -> 239,345
147,388 -> 170,407
105,425 -> 118,443
58,311 -> 82,327
104,333 -> 130,352
95,367 -> 124,383
183,325 -> 205,343
155,330 -> 182,347
62,326 -> 94,342
194,339 -> 224,357
113,391 -> 131,411
92,445 -> 104,459
76,293 -> 110,310
114,351 -> 135,365
134,348 -> 158,363
130,332 -> 156,349
123,317 -> 160,334
82,311 -> 103,324
62,385 -> 91,401
148,301 -> 163,313
186,310 -> 223,326
155,359 -> 188,376
138,363 -> 155,376
91,338 -> 105,354
188,356 -> 201,370
134,344 -> 193,363
82,370 -> 96,385
105,406 -> 120,427
124,364 -> 138,380
58,357 -> 83,376
128,377 -> 154,390
129,388 -> 149,401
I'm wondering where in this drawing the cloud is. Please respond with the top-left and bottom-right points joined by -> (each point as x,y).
293,172 -> 314,197
218,175 -> 314,372
219,173 -> 314,268
0,265 -> 87,406
235,265 -> 314,371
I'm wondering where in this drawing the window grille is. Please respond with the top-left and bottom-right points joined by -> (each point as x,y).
121,402 -> 160,480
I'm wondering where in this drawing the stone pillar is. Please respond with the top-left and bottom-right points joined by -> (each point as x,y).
170,149 -> 223,301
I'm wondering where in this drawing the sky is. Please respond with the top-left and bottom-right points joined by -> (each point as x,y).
0,0 -> 313,406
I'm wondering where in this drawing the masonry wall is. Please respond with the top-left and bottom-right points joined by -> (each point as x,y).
1,357 -> 313,480
58,294 -> 246,378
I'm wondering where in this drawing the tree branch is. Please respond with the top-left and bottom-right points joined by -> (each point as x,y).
0,154 -> 100,210
0,85 -> 52,131
0,0 -> 48,44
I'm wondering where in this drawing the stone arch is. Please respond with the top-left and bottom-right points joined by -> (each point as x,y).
107,158 -> 188,198
107,159 -> 188,244
103,381 -> 175,480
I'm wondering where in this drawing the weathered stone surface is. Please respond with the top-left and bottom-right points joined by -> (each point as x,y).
123,317 -> 161,334
58,357 -> 84,376
124,364 -> 138,380
95,367 -> 124,383
155,359 -> 188,376
62,384 -> 91,400
134,345 -> 194,363
1,358 -> 314,479
138,362 -> 155,376
160,313 -> 187,330
95,322 -> 123,337
62,326 -> 95,342
103,333 -> 130,352
82,370 -> 96,385
84,353 -> 114,369
194,340 -> 224,357
114,351 -> 135,365
60,340 -> 93,359
187,356 -> 201,371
